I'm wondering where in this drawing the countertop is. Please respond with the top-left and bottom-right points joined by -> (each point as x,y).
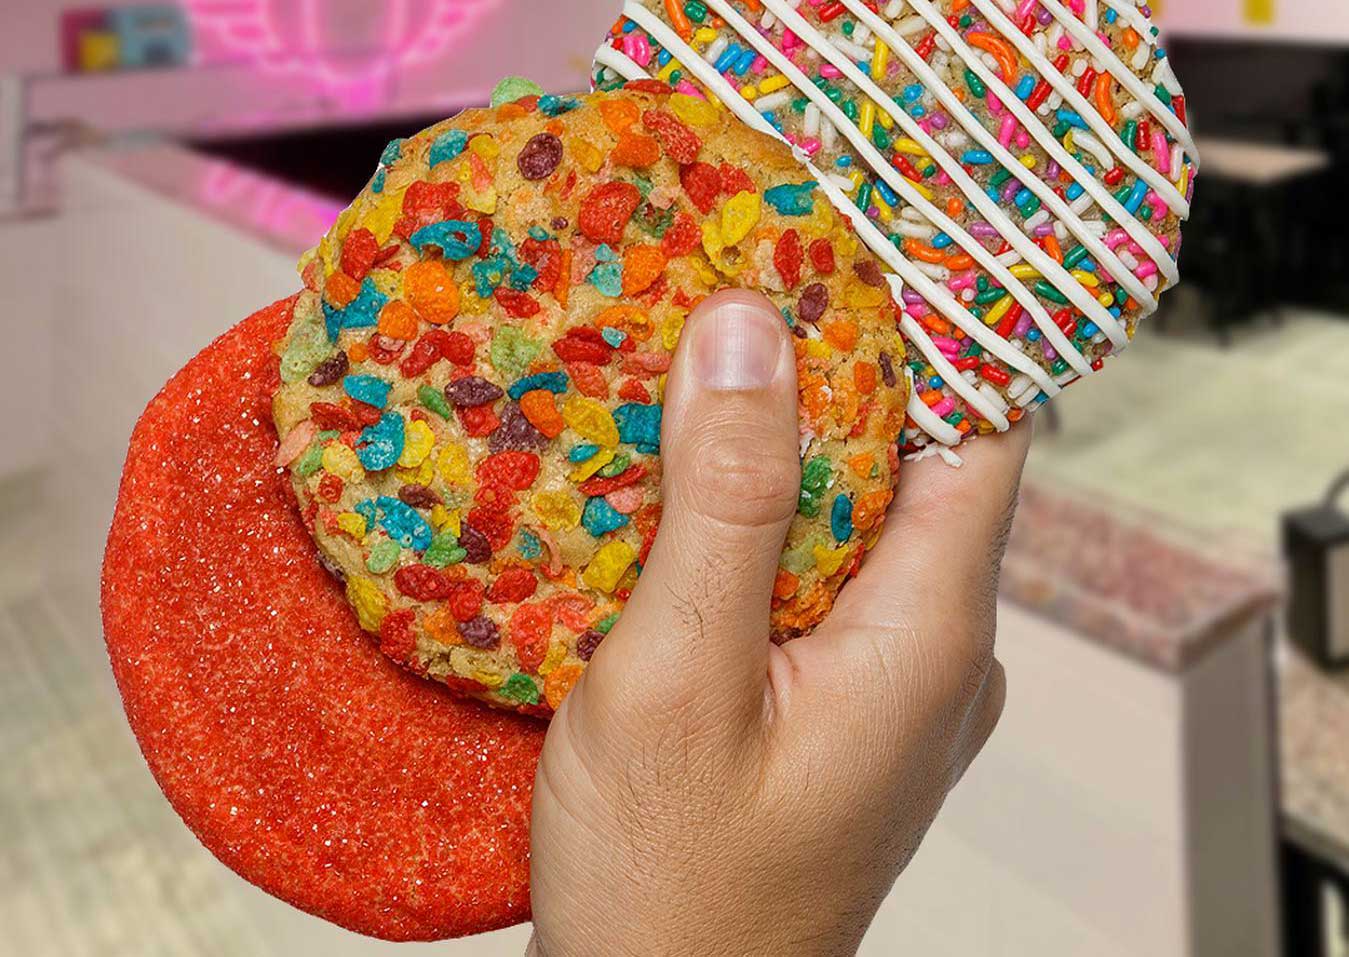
1280,646 -> 1349,871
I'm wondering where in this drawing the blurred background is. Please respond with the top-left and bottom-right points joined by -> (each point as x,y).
2,0 -> 1349,955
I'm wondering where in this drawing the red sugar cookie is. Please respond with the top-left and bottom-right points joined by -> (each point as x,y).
102,296 -> 543,941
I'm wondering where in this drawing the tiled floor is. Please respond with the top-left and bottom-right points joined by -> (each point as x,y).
3,308 -> 1349,955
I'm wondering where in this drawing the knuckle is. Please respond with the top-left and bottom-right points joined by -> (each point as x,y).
674,426 -> 800,529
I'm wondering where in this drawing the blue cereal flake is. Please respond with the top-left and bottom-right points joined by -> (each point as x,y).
409,219 -> 483,260
363,495 -> 434,551
764,182 -> 817,216
517,529 -> 543,561
830,493 -> 854,543
589,244 -> 623,296
538,94 -> 580,116
569,443 -> 600,463
472,257 -> 509,298
428,129 -> 467,167
614,403 -> 662,453
601,326 -> 627,348
507,371 -> 569,400
582,496 -> 630,536
379,138 -> 403,167
356,412 -> 405,471
323,277 -> 388,340
371,168 -> 387,194
343,374 -> 392,408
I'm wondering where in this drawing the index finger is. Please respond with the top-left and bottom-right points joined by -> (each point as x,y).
780,422 -> 1032,710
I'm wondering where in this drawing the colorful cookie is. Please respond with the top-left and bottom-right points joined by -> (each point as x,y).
593,0 -> 1194,452
273,84 -> 910,714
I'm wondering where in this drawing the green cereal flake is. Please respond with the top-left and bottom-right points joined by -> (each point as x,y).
490,76 -> 544,107
423,531 -> 467,568
781,535 -> 822,575
418,384 -> 452,419
489,326 -> 541,379
595,612 -> 620,635
500,673 -> 540,704
279,309 -> 331,383
366,538 -> 401,574
798,455 -> 833,517
295,442 -> 325,478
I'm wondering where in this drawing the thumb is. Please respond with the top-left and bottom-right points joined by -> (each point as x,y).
589,289 -> 801,716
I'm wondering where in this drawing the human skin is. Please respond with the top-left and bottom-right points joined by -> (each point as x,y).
526,289 -> 1032,957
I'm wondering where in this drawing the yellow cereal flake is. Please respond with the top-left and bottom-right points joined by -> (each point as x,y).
670,92 -> 720,127
336,512 -> 367,540
469,134 -> 500,160
538,641 -> 568,676
660,308 -> 687,351
562,397 -> 619,447
571,137 -> 604,173
399,419 -> 435,468
321,442 -> 365,482
360,186 -> 407,244
813,542 -> 851,577
845,282 -> 886,309
569,447 -> 615,482
345,575 -> 388,632
583,540 -> 638,594
721,191 -> 762,246
395,458 -> 434,486
438,442 -> 471,485
531,490 -> 582,531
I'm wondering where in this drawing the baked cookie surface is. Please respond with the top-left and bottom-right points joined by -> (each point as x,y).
273,85 -> 909,714
594,0 -> 1193,452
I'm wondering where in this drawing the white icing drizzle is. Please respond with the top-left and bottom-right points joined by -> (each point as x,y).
962,0 -> 1189,220
594,43 -> 651,82
1034,0 -> 1199,165
699,0 -> 1078,385
842,0 -> 1167,305
901,367 -> 965,445
757,0 -> 1130,349
620,1 -> 1014,435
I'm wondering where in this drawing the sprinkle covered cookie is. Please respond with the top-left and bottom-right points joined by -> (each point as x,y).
594,0 -> 1193,452
273,84 -> 909,714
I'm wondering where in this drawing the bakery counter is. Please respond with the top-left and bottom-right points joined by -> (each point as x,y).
861,481 -> 1283,956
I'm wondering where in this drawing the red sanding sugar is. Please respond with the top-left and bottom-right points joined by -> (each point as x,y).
101,297 -> 544,941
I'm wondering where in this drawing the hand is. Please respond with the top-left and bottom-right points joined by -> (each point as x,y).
528,290 -> 1032,957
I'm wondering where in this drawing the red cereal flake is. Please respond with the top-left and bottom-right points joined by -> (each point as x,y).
495,288 -> 541,318
340,228 -> 379,280
774,229 -> 804,290
552,326 -> 614,364
519,237 -> 563,292
718,163 -> 755,197
309,402 -> 360,431
467,506 -> 515,551
441,330 -> 476,366
446,579 -> 486,621
642,109 -> 701,164
679,161 -> 721,214
477,451 -> 541,491
565,361 -> 609,397
378,608 -> 418,662
577,464 -> 647,497
577,181 -> 641,245
458,403 -> 500,437
660,211 -> 701,257
508,602 -> 553,672
102,298 -> 540,942
317,472 -> 344,503
809,238 -> 837,274
618,378 -> 651,402
487,567 -> 538,604
624,78 -> 673,94
394,563 -> 455,601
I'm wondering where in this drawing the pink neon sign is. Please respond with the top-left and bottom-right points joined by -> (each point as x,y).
185,0 -> 498,107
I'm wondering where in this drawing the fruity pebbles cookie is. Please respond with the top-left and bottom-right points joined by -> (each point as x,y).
272,83 -> 910,714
